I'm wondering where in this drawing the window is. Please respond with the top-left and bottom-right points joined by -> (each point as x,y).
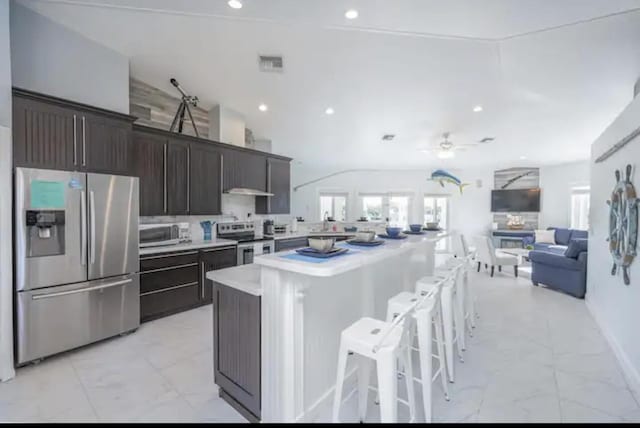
359,193 -> 413,227
388,196 -> 411,228
424,195 -> 450,250
319,193 -> 347,221
362,195 -> 384,221
570,187 -> 590,230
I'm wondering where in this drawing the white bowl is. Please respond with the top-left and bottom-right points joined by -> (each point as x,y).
355,231 -> 376,242
308,237 -> 335,252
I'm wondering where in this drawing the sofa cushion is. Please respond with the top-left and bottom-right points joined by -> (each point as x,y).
535,229 -> 556,244
564,238 -> 589,258
533,243 -> 567,255
529,250 -> 584,271
571,229 -> 588,240
553,228 -> 572,245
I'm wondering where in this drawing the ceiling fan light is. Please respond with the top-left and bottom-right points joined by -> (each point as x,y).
437,150 -> 455,159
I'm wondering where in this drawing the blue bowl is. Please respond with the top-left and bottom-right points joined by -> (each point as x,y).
409,224 -> 422,233
386,227 -> 403,237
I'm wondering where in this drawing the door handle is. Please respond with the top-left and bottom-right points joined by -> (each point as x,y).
73,115 -> 77,165
163,143 -> 168,213
89,190 -> 96,264
82,116 -> 86,166
80,190 -> 87,265
220,153 -> 224,193
267,161 -> 272,212
187,146 -> 190,213
32,278 -> 133,300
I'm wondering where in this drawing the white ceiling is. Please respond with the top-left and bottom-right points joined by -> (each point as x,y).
17,0 -> 640,169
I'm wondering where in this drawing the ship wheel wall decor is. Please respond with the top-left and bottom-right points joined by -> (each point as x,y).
607,164 -> 640,285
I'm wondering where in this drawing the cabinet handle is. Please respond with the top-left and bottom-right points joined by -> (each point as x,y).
220,153 -> 224,193
140,262 -> 198,274
81,116 -> 86,166
187,146 -> 190,213
140,250 -> 199,260
73,115 -> 77,165
163,143 -> 168,213
201,261 -> 205,299
140,281 -> 198,297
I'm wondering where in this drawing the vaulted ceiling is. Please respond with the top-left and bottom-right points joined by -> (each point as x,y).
17,0 -> 640,169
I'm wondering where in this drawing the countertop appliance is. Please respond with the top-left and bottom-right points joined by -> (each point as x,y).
139,222 -> 190,248
14,167 -> 140,365
263,219 -> 274,236
273,224 -> 288,235
217,221 -> 274,265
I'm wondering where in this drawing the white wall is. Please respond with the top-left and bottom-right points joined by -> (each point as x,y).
586,93 -> 640,396
0,0 -> 14,381
539,160 -> 590,229
209,105 -> 246,147
290,166 -> 495,238
10,1 -> 129,113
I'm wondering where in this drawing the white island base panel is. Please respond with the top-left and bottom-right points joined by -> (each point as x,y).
256,233 -> 448,422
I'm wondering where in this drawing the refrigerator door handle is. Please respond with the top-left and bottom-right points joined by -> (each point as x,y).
80,190 -> 87,266
31,278 -> 133,300
89,190 -> 96,264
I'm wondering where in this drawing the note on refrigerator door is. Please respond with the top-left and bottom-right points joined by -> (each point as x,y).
253,243 -> 263,256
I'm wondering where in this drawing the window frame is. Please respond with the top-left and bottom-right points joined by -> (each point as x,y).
569,186 -> 590,230
318,192 -> 349,221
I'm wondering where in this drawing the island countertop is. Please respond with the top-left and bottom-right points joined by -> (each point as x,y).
254,231 -> 448,277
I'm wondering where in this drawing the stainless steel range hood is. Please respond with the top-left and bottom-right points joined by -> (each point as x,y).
225,187 -> 274,197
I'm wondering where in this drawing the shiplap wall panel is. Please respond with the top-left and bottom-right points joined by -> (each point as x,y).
129,77 -> 209,137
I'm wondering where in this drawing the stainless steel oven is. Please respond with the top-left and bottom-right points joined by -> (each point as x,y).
237,240 -> 274,265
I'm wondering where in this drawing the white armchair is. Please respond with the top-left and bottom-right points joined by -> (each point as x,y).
472,235 -> 519,277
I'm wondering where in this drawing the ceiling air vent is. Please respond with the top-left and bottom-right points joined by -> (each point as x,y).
382,134 -> 396,142
259,55 -> 284,73
479,137 -> 495,143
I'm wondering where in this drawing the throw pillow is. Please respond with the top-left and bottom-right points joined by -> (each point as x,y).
564,238 -> 589,258
535,229 -> 555,244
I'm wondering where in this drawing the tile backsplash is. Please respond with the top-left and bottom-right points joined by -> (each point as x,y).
140,194 -> 292,240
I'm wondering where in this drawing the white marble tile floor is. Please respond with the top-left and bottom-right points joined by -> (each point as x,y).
0,271 -> 638,423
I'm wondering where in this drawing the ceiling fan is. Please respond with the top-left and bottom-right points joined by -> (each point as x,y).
421,132 -> 478,159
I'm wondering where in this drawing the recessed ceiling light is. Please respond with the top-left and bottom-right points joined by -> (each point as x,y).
345,9 -> 359,19
473,105 -> 483,112
437,151 -> 455,159
228,0 -> 242,9
520,156 -> 527,160
258,103 -> 268,112
325,107 -> 334,115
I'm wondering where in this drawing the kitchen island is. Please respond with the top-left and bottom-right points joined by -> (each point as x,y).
207,232 -> 448,422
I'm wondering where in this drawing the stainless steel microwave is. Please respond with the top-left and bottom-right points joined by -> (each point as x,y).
139,223 -> 190,248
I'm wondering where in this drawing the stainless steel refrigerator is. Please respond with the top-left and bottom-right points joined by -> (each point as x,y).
14,167 -> 140,365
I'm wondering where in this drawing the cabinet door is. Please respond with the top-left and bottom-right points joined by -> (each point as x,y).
213,282 -> 261,418
166,139 -> 189,215
13,96 -> 78,171
222,148 -> 267,191
190,143 -> 222,215
200,247 -> 237,303
256,158 -> 290,214
81,113 -> 133,175
133,130 -> 167,216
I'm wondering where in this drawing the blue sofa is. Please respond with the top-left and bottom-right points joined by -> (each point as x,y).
528,228 -> 589,298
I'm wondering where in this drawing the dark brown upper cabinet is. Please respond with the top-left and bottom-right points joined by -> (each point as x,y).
166,138 -> 190,215
222,148 -> 267,192
133,129 -> 167,216
256,157 -> 291,214
190,142 -> 223,215
81,112 -> 134,175
12,88 -> 135,175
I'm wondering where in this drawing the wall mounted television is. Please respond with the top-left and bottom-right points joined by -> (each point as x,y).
491,188 -> 541,212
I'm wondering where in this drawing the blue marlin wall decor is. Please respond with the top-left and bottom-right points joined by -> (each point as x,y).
429,169 -> 469,194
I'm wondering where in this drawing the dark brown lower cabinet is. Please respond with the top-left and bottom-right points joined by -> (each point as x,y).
212,282 -> 261,422
139,246 -> 237,323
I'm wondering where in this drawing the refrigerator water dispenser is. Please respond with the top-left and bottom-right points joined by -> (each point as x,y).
25,210 -> 65,257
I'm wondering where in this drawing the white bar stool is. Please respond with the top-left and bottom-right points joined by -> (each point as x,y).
417,261 -> 465,383
332,299 -> 419,423
385,279 -> 449,422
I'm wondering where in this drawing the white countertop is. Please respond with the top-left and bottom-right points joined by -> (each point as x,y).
255,231 -> 448,277
139,238 -> 237,256
206,264 -> 262,296
267,232 -> 358,241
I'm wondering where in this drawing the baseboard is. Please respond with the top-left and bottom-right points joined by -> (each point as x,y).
296,366 -> 358,423
585,297 -> 640,397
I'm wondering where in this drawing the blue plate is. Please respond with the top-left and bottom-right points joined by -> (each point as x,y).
346,239 -> 385,247
295,247 -> 349,258
403,230 -> 426,235
378,234 -> 408,240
